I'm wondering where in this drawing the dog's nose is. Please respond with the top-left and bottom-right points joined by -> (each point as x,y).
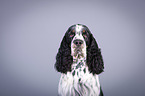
73,39 -> 83,46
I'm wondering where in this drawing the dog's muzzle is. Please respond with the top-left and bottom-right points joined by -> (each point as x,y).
72,39 -> 84,58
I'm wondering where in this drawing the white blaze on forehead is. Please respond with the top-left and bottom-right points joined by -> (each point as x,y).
76,25 -> 83,32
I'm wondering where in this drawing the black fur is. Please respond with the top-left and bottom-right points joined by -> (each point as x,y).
99,87 -> 104,96
55,24 -> 104,74
87,34 -> 104,74
55,30 -> 73,73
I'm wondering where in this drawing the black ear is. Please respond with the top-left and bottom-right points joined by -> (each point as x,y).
87,34 -> 104,74
55,33 -> 73,74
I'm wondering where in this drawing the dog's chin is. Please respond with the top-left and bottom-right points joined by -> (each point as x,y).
73,48 -> 84,59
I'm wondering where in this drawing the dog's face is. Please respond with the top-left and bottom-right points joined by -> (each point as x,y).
65,24 -> 91,59
55,24 -> 104,74
69,24 -> 90,59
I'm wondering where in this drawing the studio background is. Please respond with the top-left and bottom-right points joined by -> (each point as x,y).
0,0 -> 145,96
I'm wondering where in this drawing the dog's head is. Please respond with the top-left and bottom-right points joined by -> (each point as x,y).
55,24 -> 104,74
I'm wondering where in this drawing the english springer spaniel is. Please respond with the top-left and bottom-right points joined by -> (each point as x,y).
55,24 -> 104,96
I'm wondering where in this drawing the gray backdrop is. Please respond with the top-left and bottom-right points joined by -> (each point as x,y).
0,0 -> 145,96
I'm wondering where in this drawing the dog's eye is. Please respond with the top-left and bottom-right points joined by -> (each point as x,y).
70,32 -> 75,37
70,34 -> 74,37
70,30 -> 75,37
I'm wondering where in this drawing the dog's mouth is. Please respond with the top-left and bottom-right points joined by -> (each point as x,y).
73,46 -> 84,58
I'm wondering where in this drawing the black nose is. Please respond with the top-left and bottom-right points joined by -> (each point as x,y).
73,39 -> 83,46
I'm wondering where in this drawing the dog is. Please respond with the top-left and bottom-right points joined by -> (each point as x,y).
55,24 -> 104,96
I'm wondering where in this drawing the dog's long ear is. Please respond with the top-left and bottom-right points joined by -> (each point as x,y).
55,33 -> 73,74
87,34 -> 104,74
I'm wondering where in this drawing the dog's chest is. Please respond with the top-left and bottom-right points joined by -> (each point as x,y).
58,58 -> 100,96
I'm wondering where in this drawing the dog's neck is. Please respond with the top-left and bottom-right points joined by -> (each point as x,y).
72,57 -> 86,69
71,47 -> 87,70
71,48 -> 87,78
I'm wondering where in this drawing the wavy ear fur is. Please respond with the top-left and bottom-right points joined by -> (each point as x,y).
87,34 -> 104,74
55,33 -> 73,73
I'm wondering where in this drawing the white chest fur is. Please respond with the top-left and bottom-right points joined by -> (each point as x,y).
58,58 -> 101,96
